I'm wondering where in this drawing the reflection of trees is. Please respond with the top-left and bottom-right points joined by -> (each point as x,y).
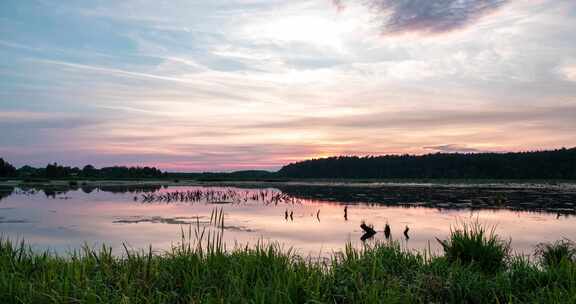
81,185 -> 96,194
275,185 -> 576,215
0,187 -> 14,202
98,185 -> 162,193
43,189 -> 67,199
14,184 -> 163,198
6,182 -> 576,216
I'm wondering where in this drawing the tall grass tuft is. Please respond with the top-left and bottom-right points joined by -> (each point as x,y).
536,239 -> 576,268
2,220 -> 576,303
437,221 -> 510,274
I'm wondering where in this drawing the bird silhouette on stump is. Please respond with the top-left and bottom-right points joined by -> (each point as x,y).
403,226 -> 410,240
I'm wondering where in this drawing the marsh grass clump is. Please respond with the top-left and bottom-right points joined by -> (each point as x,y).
536,239 -> 576,268
2,220 -> 576,303
437,221 -> 510,273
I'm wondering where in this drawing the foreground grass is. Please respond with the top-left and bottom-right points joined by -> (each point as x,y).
1,219 -> 576,304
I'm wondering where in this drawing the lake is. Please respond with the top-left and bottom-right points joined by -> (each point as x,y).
1,183 -> 575,258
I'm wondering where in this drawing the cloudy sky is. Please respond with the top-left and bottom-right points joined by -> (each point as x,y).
1,0 -> 575,171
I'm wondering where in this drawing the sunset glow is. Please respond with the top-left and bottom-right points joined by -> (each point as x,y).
1,0 -> 575,171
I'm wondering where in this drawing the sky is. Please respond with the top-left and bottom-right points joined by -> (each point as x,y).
1,0 -> 575,172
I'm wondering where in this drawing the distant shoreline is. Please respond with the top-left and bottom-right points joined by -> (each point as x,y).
2,178 -> 576,190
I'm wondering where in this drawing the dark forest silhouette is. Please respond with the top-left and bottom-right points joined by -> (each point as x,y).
0,158 -> 16,177
1,147 -> 575,180
278,148 -> 576,179
0,160 -> 163,179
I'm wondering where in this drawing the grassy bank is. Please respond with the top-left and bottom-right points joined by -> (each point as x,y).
1,222 -> 575,303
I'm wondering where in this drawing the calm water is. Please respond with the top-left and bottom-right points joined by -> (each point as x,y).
0,184 -> 575,258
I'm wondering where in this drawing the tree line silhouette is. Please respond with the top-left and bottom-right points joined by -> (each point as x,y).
0,158 -> 17,177
0,160 -> 164,179
278,148 -> 576,179
2,147 -> 575,180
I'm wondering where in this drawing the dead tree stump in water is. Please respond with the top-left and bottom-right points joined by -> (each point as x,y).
360,222 -> 377,241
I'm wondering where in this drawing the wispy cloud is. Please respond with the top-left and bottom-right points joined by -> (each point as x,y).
30,59 -> 195,84
245,105 -> 576,131
0,111 -> 99,129
558,63 -> 576,82
332,0 -> 346,12
336,0 -> 508,35
0,0 -> 575,170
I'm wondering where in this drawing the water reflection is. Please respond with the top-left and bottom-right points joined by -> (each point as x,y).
0,186 -> 14,202
0,184 -> 574,257
275,184 -> 576,215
